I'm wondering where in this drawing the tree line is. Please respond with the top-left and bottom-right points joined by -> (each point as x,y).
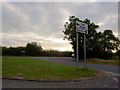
1,42 -> 72,57
63,16 -> 120,60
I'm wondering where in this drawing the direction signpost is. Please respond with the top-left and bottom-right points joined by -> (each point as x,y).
76,21 -> 88,70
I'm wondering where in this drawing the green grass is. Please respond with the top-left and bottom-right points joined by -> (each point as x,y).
74,58 -> 119,65
0,57 -> 2,75
2,58 -> 97,80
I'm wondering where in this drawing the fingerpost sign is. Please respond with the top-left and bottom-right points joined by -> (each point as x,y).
76,21 -> 88,70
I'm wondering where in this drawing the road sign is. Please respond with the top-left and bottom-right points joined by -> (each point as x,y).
76,21 -> 88,70
76,21 -> 88,34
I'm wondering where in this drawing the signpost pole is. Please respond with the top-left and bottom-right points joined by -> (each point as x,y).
76,32 -> 79,71
84,33 -> 86,68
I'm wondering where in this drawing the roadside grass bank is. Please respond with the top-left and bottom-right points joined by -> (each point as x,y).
0,57 -> 2,75
2,58 -> 97,80
74,58 -> 119,65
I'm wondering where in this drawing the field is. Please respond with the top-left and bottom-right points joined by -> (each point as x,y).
2,58 -> 97,80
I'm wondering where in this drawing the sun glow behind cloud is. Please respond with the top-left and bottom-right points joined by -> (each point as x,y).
97,22 -> 103,26
52,47 -> 73,51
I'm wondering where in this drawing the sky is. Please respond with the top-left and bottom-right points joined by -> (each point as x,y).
1,1 -> 119,51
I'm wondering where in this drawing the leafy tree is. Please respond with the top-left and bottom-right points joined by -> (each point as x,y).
17,46 -> 26,56
116,50 -> 120,58
2,46 -> 9,55
101,30 -> 120,59
63,16 -> 120,59
63,16 -> 101,59
26,42 -> 43,56
0,46 -> 1,56
9,47 -> 20,56
43,48 -> 72,57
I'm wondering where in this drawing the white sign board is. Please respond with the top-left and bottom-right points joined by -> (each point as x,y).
76,21 -> 88,34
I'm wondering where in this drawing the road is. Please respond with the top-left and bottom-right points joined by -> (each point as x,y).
2,57 -> 119,88
2,74 -> 119,88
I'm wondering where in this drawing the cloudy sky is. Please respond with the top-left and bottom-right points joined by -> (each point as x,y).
1,1 -> 118,51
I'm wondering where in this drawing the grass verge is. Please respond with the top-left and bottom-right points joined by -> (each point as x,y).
2,58 -> 97,80
74,58 -> 119,65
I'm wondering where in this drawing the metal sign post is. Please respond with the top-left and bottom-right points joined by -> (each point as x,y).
76,32 -> 79,70
76,21 -> 88,69
84,33 -> 86,68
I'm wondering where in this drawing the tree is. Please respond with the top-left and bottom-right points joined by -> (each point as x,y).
63,16 -> 101,59
116,50 -> 120,58
2,46 -> 9,55
63,16 -> 120,59
26,42 -> 43,56
101,30 -> 120,59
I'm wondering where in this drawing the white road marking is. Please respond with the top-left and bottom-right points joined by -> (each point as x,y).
103,71 -> 119,83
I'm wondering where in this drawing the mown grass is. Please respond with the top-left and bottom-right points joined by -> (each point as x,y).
2,58 -> 97,80
74,58 -> 119,65
0,57 -> 2,75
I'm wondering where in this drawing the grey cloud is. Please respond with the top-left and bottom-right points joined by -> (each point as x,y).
3,2 -> 66,37
2,2 -> 118,50
63,2 -> 117,25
